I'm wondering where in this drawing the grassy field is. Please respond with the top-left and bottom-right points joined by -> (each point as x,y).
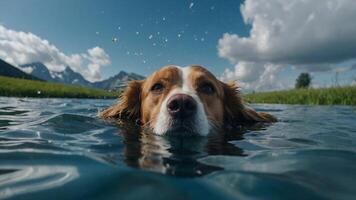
0,76 -> 119,99
244,86 -> 356,105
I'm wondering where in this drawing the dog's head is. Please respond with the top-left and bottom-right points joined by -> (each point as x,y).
100,65 -> 276,136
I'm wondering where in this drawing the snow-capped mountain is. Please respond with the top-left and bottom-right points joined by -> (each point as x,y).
19,62 -> 144,90
20,63 -> 92,87
93,71 -> 145,90
20,62 -> 53,81
51,67 -> 93,87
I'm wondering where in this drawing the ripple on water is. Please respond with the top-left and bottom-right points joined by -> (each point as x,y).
0,98 -> 356,200
201,149 -> 356,199
40,114 -> 108,134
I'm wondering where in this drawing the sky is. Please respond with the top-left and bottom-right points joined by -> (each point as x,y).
0,0 -> 355,91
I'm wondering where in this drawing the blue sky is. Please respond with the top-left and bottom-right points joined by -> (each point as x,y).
0,0 -> 246,76
0,0 -> 355,90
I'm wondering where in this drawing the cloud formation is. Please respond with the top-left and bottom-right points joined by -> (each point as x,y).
220,62 -> 285,91
218,0 -> 356,90
0,25 -> 110,82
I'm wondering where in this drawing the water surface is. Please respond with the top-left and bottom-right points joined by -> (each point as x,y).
0,97 -> 355,200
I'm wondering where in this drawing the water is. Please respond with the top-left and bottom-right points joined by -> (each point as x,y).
0,97 -> 355,200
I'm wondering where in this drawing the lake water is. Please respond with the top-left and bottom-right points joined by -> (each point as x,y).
0,97 -> 355,200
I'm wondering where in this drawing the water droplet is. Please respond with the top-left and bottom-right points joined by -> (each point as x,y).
112,37 -> 118,43
136,31 -> 140,35
148,34 -> 153,40
177,34 -> 181,38
189,2 -> 194,9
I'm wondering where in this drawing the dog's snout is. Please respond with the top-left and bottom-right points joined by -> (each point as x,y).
167,94 -> 197,118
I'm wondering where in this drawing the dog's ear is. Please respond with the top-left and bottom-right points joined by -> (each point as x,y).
240,107 -> 277,123
222,81 -> 276,126
99,80 -> 143,121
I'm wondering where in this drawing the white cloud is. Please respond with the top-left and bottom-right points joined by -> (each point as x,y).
218,0 -> 356,91
21,66 -> 33,74
0,25 -> 110,82
221,62 -> 285,91
83,47 -> 111,81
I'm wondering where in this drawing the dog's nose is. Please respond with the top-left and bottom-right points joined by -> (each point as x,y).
167,94 -> 197,118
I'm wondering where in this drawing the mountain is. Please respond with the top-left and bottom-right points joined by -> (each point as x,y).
93,71 -> 145,90
50,67 -> 92,87
20,62 -> 144,90
20,62 -> 52,81
0,59 -> 41,80
20,63 -> 92,87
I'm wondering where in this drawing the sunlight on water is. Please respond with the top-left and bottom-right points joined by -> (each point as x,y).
0,165 -> 78,199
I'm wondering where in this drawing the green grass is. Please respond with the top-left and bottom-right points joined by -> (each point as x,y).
244,86 -> 356,105
0,76 -> 119,99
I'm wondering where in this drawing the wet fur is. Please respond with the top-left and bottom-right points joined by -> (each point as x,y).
100,80 -> 276,128
222,81 -> 277,125
99,80 -> 142,121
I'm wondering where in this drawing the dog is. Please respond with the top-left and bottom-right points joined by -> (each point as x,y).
100,65 -> 276,136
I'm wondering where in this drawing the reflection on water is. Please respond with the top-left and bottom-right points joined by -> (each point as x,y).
0,97 -> 356,200
119,122 -> 249,176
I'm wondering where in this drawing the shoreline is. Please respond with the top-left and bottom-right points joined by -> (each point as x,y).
0,76 -> 119,99
244,86 -> 356,105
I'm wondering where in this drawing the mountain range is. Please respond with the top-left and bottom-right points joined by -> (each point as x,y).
20,62 -> 93,87
0,59 -> 144,90
0,59 -> 41,81
93,71 -> 145,90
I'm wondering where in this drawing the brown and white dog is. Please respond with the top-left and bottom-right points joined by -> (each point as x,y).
100,65 -> 276,136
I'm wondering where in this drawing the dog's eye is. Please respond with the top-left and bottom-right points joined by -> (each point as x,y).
150,83 -> 164,92
199,83 -> 215,94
